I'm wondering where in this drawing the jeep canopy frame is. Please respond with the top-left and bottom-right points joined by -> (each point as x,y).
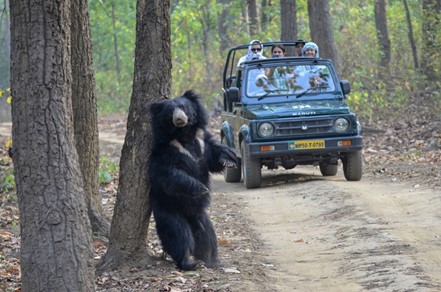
223,41 -> 309,90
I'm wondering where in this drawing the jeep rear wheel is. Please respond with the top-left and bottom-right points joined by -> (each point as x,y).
241,142 -> 261,189
319,163 -> 338,176
342,150 -> 363,181
222,137 -> 241,183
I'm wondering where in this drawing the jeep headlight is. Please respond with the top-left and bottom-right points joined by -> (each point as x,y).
258,122 -> 275,137
334,118 -> 349,132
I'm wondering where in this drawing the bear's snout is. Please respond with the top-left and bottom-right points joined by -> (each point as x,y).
173,108 -> 188,127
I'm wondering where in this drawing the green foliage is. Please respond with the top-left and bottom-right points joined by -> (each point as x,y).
0,161 -> 15,194
89,0 -> 135,115
84,0 -> 440,118
98,156 -> 119,185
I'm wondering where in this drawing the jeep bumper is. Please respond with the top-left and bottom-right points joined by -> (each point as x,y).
247,136 -> 363,158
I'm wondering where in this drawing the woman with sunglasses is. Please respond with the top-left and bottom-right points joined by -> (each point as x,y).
237,39 -> 266,67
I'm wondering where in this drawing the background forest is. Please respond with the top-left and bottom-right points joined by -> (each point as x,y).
0,0 -> 440,121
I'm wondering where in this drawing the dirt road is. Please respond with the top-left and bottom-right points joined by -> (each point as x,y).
98,119 -> 441,291
211,167 -> 441,291
3,119 -> 440,291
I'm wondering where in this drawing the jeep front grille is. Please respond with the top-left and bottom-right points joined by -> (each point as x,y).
274,118 -> 334,137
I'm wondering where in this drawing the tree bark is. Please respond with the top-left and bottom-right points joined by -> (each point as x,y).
281,0 -> 297,56
71,0 -> 110,236
374,0 -> 391,70
421,0 -> 441,83
216,0 -> 232,55
200,1 -> 214,93
248,0 -> 259,36
307,0 -> 340,74
1,0 -> 10,79
9,0 -> 95,290
0,0 -> 11,122
261,0 -> 269,31
97,0 -> 172,272
403,0 -> 419,70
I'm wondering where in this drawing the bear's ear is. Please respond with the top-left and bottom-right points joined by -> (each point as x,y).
150,102 -> 163,115
183,90 -> 200,102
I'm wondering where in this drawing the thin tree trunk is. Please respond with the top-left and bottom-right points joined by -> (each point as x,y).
216,0 -> 232,55
403,0 -> 419,70
281,0 -> 297,56
0,0 -> 11,122
3,0 -> 10,68
97,0 -> 172,272
111,0 -> 122,84
9,0 -> 95,290
307,0 -> 340,73
248,0 -> 259,36
242,2 -> 250,36
71,0 -> 110,236
421,0 -> 441,83
374,0 -> 391,70
200,2 -> 214,93
261,0 -> 270,31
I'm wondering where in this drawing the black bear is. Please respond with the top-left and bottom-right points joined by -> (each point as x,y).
149,90 -> 237,270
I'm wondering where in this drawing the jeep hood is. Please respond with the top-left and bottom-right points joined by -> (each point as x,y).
242,100 -> 350,119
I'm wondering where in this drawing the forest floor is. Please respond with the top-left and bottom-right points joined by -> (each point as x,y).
1,97 -> 441,291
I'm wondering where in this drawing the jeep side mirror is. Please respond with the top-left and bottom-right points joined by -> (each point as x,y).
227,87 -> 240,103
340,80 -> 350,95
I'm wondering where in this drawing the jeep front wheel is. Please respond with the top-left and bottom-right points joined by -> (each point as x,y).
342,150 -> 363,181
241,142 -> 261,189
222,137 -> 241,183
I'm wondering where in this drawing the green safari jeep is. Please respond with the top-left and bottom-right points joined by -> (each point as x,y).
220,42 -> 363,189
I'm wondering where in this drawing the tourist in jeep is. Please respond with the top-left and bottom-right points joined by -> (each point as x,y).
302,42 -> 319,58
237,40 -> 267,67
295,39 -> 306,56
270,44 -> 286,58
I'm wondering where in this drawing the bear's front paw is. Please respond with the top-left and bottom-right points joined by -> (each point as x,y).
220,159 -> 237,168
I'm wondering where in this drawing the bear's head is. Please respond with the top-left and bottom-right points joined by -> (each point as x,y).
150,90 -> 208,146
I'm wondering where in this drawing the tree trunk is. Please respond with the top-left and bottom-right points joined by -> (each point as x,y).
111,0 -> 122,84
216,0 -> 232,55
9,0 -> 95,290
307,0 -> 340,74
0,0 -> 11,122
0,0 -> 10,83
200,2 -> 214,93
261,0 -> 271,31
421,0 -> 441,83
281,0 -> 297,56
374,0 -> 391,70
403,0 -> 419,70
71,0 -> 110,236
242,2 -> 250,36
248,0 -> 259,36
97,0 -> 172,271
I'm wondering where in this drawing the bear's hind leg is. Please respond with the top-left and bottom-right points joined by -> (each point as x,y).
154,211 -> 197,270
191,212 -> 219,268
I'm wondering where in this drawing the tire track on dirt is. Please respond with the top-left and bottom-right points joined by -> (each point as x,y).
212,167 -> 441,291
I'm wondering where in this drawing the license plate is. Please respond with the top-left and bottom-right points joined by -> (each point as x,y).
288,140 -> 325,150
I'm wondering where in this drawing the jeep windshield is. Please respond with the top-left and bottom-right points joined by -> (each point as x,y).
245,63 -> 336,99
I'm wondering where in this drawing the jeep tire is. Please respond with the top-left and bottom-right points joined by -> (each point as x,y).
241,142 -> 261,189
342,150 -> 363,181
222,138 -> 241,183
